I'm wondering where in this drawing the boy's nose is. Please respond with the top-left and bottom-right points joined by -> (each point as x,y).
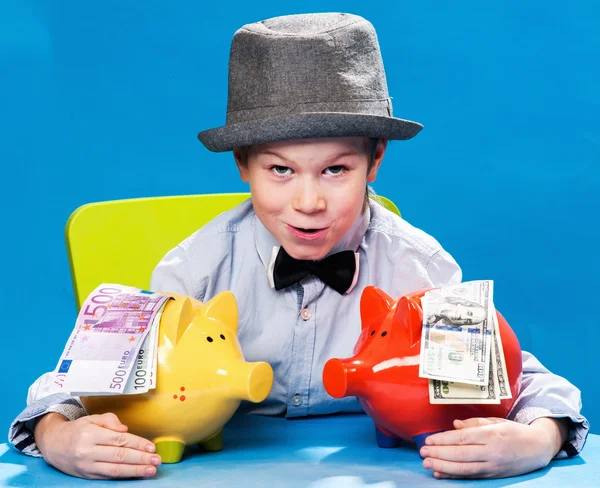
292,183 -> 326,213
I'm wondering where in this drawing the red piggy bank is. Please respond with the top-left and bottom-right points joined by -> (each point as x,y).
322,286 -> 522,451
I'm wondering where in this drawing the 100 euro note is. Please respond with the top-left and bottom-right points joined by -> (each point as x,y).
419,280 -> 494,386
122,302 -> 165,394
52,284 -> 170,395
429,308 -> 512,404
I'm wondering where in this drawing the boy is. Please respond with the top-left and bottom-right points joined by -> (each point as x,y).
9,13 -> 588,480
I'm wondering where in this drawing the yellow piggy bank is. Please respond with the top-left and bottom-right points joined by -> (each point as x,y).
80,291 -> 273,463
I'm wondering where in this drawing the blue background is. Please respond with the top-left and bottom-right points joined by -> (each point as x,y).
1,0 -> 598,433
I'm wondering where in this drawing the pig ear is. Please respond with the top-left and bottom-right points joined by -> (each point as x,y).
157,292 -> 195,346
360,286 -> 393,330
202,291 -> 239,334
394,295 -> 423,346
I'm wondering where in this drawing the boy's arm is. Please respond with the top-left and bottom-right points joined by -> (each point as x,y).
426,251 -> 589,455
12,383 -> 159,479
8,372 -> 87,457
11,242 -> 198,457
420,351 -> 589,479
421,254 -> 588,477
150,245 -> 198,297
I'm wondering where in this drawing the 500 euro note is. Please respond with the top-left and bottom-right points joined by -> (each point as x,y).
52,284 -> 169,395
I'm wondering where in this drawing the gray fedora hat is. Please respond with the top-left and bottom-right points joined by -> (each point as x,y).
198,13 -> 423,152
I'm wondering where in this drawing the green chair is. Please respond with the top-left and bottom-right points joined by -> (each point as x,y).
65,193 -> 400,310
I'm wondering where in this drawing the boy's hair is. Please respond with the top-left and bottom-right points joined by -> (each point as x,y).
236,138 -> 383,212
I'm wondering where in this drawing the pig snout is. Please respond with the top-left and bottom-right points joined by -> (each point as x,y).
229,361 -> 273,403
323,358 -> 348,398
323,358 -> 368,399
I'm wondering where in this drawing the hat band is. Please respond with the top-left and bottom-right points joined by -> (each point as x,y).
226,98 -> 393,125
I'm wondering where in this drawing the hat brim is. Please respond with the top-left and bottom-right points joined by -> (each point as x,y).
197,112 -> 423,152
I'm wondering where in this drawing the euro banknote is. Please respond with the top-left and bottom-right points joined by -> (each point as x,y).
122,301 -> 164,394
52,284 -> 169,396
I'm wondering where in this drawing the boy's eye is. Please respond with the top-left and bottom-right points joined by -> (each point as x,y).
271,165 -> 292,176
324,165 -> 346,175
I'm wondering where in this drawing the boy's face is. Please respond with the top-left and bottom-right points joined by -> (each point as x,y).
235,137 -> 385,261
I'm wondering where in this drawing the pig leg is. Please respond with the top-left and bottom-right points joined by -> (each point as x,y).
199,429 -> 223,452
375,425 -> 402,448
412,431 -> 443,456
155,440 -> 186,463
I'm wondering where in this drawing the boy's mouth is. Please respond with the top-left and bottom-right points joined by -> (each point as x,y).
287,224 -> 329,241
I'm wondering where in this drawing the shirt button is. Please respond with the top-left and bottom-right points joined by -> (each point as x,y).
292,394 -> 303,406
300,308 -> 312,320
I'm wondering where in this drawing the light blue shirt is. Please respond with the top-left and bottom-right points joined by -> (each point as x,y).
150,199 -> 462,417
9,199 -> 589,458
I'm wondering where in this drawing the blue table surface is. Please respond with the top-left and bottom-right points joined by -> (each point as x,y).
0,413 -> 597,487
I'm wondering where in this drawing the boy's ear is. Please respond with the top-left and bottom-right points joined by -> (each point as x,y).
367,139 -> 387,183
233,147 -> 250,182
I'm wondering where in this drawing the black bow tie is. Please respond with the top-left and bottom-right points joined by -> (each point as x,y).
272,247 -> 357,295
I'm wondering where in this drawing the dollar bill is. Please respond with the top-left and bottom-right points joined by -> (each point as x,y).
428,306 -> 512,404
492,310 -> 512,400
52,284 -> 169,395
429,333 -> 500,404
419,280 -> 494,386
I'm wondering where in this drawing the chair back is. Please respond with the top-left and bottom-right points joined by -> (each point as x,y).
65,193 -> 400,310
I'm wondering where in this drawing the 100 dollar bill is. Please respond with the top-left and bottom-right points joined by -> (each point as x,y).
429,308 -> 512,404
419,281 -> 494,386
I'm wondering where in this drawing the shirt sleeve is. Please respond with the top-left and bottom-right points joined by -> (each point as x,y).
426,248 -> 463,287
507,350 -> 589,458
150,244 -> 208,300
7,372 -> 86,457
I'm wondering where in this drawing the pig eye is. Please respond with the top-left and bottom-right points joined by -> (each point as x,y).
206,337 -> 213,343
220,334 -> 226,340
381,331 -> 388,337
370,330 -> 375,336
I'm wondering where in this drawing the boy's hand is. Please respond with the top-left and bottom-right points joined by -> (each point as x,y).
34,412 -> 161,479
420,417 -> 569,479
